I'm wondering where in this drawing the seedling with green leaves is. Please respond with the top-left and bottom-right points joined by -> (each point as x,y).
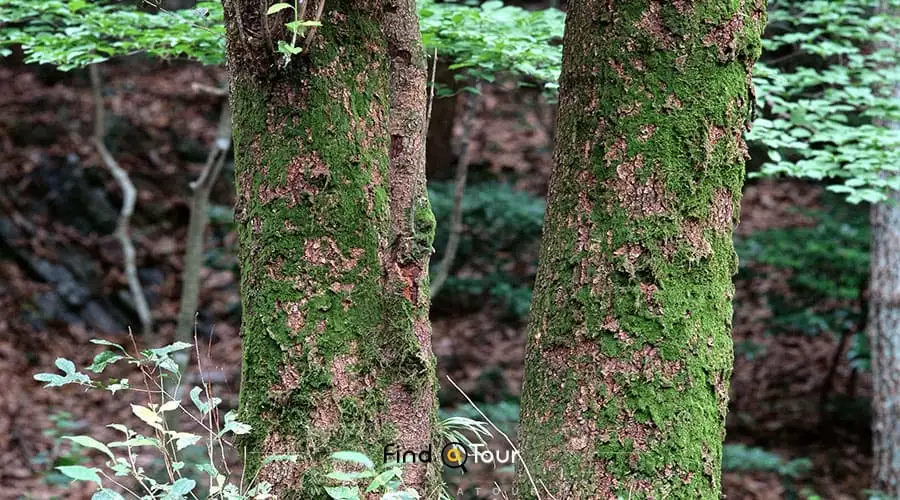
33,338 -> 294,499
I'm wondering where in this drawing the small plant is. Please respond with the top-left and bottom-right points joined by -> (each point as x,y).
322,415 -> 492,500
265,1 -> 323,65
324,451 -> 419,500
33,337 -> 295,499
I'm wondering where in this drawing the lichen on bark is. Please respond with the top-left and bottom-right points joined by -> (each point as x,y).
223,0 -> 439,496
517,0 -> 766,498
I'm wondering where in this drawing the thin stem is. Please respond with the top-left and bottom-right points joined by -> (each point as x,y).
430,83 -> 481,298
90,64 -> 153,338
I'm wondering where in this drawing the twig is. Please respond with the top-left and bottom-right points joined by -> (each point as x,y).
445,374 -> 545,500
429,82 -> 481,298
90,64 -> 153,338
260,0 -> 275,53
425,48 -> 438,130
302,0 -> 326,52
191,82 -> 229,96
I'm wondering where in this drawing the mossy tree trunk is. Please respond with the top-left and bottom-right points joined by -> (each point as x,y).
223,0 -> 439,496
516,1 -> 766,497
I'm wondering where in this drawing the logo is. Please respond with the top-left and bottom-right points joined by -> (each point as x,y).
441,442 -> 470,472
384,442 -> 517,473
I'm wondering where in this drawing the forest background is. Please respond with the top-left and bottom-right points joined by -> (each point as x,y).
0,0 -> 898,498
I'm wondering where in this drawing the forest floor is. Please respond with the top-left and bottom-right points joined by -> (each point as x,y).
0,60 -> 872,499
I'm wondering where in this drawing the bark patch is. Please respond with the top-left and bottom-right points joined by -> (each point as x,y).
704,2 -> 747,62
636,2 -> 677,49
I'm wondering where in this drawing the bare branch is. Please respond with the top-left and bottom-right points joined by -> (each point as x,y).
430,82 -> 481,298
174,97 -> 231,361
425,48 -> 438,130
302,0 -> 326,52
90,64 -> 153,337
191,82 -> 229,96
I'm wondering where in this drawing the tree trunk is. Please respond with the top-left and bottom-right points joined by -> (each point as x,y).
517,1 -> 766,498
869,1 -> 900,488
223,0 -> 439,496
870,191 -> 900,496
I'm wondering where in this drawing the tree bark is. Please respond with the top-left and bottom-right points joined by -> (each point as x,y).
516,1 -> 766,498
223,0 -> 439,496
870,191 -> 900,496
869,2 -> 900,490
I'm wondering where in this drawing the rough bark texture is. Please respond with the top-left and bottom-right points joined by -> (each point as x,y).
870,191 -> 900,497
223,0 -> 439,496
517,1 -> 766,498
869,7 -> 900,487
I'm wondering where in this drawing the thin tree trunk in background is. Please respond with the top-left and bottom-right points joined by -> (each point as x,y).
223,0 -> 439,495
167,99 -> 231,427
430,84 -> 480,299
870,190 -> 900,496
517,1 -> 766,497
869,2 -> 900,491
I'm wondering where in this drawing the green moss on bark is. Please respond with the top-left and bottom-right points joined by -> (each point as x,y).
224,0 -> 438,496
517,0 -> 766,498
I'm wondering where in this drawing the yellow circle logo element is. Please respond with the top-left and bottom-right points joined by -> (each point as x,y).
441,442 -> 469,470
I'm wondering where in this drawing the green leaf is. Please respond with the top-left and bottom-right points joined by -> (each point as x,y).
169,431 -> 202,451
131,404 -> 163,430
62,435 -> 114,460
163,478 -> 196,499
219,410 -> 252,436
106,424 -> 130,436
330,451 -> 375,470
158,400 -> 181,413
34,358 -> 91,387
108,436 -> 160,448
189,386 -> 221,415
90,339 -> 126,352
56,465 -> 102,485
286,20 -> 322,33
262,454 -> 300,464
324,485 -> 360,500
105,378 -> 130,394
266,2 -> 293,15
92,489 -> 125,500
365,467 -> 401,493
277,40 -> 303,55
326,470 -> 375,482
88,351 -> 123,373
195,461 -> 218,476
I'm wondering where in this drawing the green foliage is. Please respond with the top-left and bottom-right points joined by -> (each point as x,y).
0,0 -> 225,69
748,0 -> 900,203
265,1 -> 322,65
324,451 -> 420,500
31,411 -> 93,487
323,416 -> 491,500
428,181 -> 544,319
0,0 -> 563,91
32,339 -> 292,499
735,195 -> 869,338
722,444 -> 812,478
440,401 -> 518,437
3,0 -> 898,204
418,0 -> 563,92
